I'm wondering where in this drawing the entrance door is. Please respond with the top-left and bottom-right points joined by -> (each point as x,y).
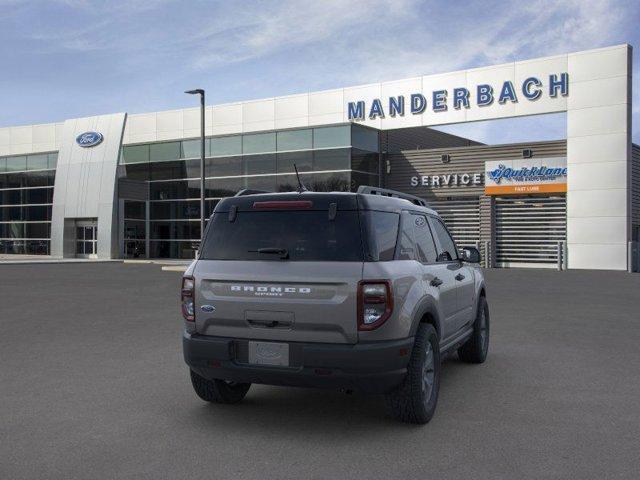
76,221 -> 98,258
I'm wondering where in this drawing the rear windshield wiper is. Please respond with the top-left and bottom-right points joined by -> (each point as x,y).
248,247 -> 289,259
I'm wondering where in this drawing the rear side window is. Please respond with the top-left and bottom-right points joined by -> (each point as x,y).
361,211 -> 399,261
428,217 -> 458,262
412,214 -> 438,263
200,210 -> 363,261
396,213 -> 416,260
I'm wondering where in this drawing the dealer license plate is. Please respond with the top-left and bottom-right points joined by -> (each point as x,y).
248,341 -> 289,367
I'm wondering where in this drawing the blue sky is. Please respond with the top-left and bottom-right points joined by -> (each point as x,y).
0,0 -> 638,144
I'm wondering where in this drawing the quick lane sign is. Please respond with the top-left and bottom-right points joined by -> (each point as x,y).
348,73 -> 569,120
484,157 -> 567,195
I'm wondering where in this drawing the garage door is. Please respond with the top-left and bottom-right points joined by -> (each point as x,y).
495,195 -> 566,267
429,197 -> 480,248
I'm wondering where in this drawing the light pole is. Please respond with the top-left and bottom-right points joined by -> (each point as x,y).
185,89 -> 206,245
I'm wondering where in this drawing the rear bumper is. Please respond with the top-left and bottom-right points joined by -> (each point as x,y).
183,331 -> 414,394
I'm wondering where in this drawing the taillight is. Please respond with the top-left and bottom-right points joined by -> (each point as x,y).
181,276 -> 195,322
357,280 -> 393,331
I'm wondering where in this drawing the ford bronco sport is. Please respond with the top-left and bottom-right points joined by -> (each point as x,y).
182,186 -> 489,424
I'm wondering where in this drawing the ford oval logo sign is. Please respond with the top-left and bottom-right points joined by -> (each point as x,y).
76,131 -> 103,148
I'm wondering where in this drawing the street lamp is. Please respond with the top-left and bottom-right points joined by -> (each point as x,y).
185,89 -> 206,248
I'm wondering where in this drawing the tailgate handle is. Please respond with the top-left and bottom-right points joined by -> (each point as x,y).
247,319 -> 292,329
245,310 -> 294,329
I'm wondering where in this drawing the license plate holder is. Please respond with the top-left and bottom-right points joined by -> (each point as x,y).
248,341 -> 289,367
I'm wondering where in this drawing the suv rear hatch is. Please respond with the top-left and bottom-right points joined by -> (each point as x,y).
193,194 -> 364,344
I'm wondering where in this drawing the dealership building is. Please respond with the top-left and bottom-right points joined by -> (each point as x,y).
0,44 -> 638,271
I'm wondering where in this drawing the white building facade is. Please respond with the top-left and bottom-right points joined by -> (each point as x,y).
0,44 -> 636,271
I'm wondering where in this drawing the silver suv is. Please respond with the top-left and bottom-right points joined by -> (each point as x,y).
182,186 -> 489,424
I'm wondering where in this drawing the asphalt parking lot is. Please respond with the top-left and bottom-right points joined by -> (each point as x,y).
1,263 -> 639,479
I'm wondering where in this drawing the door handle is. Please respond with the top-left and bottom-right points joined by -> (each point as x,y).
430,277 -> 443,287
455,273 -> 465,281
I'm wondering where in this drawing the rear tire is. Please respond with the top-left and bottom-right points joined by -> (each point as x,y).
386,323 -> 441,424
190,370 -> 251,404
458,296 -> 490,364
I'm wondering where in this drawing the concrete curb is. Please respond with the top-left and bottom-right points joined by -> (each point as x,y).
161,265 -> 188,272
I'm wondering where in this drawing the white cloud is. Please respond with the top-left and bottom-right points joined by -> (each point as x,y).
2,0 -> 638,141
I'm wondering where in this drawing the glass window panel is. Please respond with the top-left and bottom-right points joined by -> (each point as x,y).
244,154 -> 276,175
0,158 -> 6,173
48,153 -> 58,170
205,177 -> 243,198
124,201 -> 146,220
313,126 -> 350,149
151,181 -> 188,200
351,125 -> 379,152
26,240 -> 49,255
123,220 -> 146,239
205,156 -> 242,177
26,222 -> 50,239
277,151 -> 312,174
277,129 -> 312,151
6,222 -> 25,238
351,149 -> 379,173
124,240 -> 145,259
181,139 -> 210,159
200,211 -> 363,262
6,156 -> 27,172
243,174 -> 276,192
27,154 -> 49,171
83,241 -> 94,254
150,200 -> 200,220
4,173 -> 23,189
428,217 -> 459,261
150,142 -> 181,162
150,221 -> 200,240
275,174 -> 301,193
122,145 -> 150,164
242,133 -> 276,154
313,148 -> 350,171
307,172 -> 351,192
350,171 -> 379,191
7,240 -> 25,254
150,159 -> 199,181
25,171 -> 55,187
205,199 -> 219,217
2,190 -> 22,205
120,163 -> 150,181
1,206 -> 22,221
413,215 -> 438,263
25,188 -> 53,204
362,211 -> 399,261
211,136 -> 241,157
149,240 -> 196,259
24,205 -> 50,221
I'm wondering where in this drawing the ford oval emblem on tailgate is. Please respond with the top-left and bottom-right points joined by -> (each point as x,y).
200,304 -> 215,312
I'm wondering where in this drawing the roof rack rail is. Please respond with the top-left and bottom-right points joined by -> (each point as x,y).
234,189 -> 269,197
357,185 -> 428,207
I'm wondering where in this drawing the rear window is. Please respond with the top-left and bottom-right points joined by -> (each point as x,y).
200,210 -> 364,261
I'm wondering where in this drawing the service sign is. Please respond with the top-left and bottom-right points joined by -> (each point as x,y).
484,157 -> 567,195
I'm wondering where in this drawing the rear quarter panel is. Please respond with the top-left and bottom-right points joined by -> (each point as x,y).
359,260 -> 426,342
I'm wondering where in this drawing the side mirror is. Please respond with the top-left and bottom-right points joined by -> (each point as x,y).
461,247 -> 481,264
